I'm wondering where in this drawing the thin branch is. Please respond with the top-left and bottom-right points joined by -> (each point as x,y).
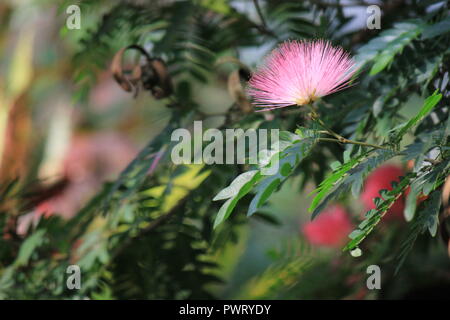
318,137 -> 388,150
253,0 -> 268,28
307,105 -> 388,150
249,0 -> 279,40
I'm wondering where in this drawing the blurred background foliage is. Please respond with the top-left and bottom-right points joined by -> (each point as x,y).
0,0 -> 449,299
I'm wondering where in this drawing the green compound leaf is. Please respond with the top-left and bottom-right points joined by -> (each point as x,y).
213,130 -> 318,228
310,149 -> 396,219
393,90 -> 442,141
354,20 -> 424,74
422,16 -> 450,39
344,173 -> 415,252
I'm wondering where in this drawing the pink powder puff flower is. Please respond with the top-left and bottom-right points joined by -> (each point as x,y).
302,204 -> 353,248
247,40 -> 357,111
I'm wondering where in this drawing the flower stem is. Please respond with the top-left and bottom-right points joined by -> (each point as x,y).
307,105 -> 388,150
318,138 -> 388,150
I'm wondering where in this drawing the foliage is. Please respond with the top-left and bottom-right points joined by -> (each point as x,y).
1,0 -> 450,300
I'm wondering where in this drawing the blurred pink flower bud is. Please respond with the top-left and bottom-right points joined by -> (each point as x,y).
302,204 -> 353,248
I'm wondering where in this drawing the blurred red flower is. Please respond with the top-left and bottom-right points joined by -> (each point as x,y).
302,204 -> 353,248
361,164 -> 405,221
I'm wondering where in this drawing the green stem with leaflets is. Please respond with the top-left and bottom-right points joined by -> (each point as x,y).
307,105 -> 388,150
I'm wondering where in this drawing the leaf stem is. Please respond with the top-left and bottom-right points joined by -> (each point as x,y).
307,105 -> 388,150
252,0 -> 268,29
318,138 -> 388,150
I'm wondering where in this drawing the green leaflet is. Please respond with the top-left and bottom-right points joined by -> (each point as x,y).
213,170 -> 261,201
308,152 -> 367,214
422,16 -> 450,39
213,131 -> 317,228
393,90 -> 442,141
396,190 -> 444,273
344,173 -> 415,252
404,184 -> 420,222
354,20 -> 424,75
309,149 -> 396,219
14,229 -> 47,267
247,139 -> 316,217
212,170 -> 262,228
425,191 -> 442,237
369,23 -> 423,75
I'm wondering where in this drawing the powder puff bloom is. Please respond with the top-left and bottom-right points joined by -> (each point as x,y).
302,204 -> 353,248
247,40 -> 356,111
